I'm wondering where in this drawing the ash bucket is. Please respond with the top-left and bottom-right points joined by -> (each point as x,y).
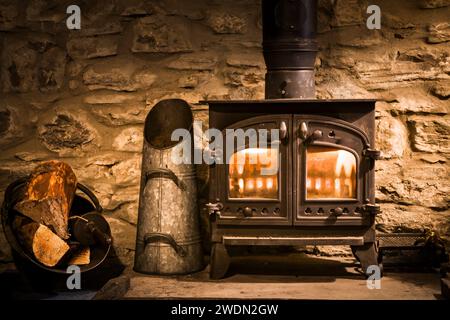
134,99 -> 204,275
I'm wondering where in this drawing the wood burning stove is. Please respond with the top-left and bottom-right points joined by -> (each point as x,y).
206,100 -> 380,279
205,0 -> 381,279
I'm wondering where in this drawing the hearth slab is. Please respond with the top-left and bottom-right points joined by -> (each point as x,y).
120,254 -> 442,300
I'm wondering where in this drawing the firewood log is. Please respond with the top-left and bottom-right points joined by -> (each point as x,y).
68,246 -> 91,265
13,216 -> 70,267
14,160 -> 77,239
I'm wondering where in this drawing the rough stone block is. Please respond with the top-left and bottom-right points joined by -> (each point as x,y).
335,27 -> 384,48
109,186 -> 140,212
38,47 -> 66,92
0,161 -> 37,194
112,202 -> 138,226
67,36 -> 118,59
168,53 -> 218,71
383,12 -> 416,32
420,0 -> 450,9
226,53 -> 264,68
39,113 -> 96,153
26,0 -> 65,23
428,22 -> 450,44
376,203 -> 450,235
431,82 -> 450,99
84,92 -> 142,105
164,0 -> 205,20
83,59 -> 156,91
111,156 -> 141,185
388,89 -> 449,114
14,152 -> 49,162
104,216 -> 137,253
408,116 -> 450,153
376,116 -> 408,159
83,0 -> 117,21
178,75 -> 200,88
112,127 -> 143,152
1,40 -> 38,93
376,160 -> 449,209
224,66 -> 264,87
89,102 -> 148,126
0,98 -> 36,150
118,0 -> 159,16
78,21 -> 123,37
206,11 -> 247,34
131,15 -> 193,53
331,0 -> 365,27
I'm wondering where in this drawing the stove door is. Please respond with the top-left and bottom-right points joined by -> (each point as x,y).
215,115 -> 291,226
294,115 -> 372,226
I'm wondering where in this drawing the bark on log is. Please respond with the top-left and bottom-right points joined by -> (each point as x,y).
13,216 -> 70,267
14,161 -> 77,239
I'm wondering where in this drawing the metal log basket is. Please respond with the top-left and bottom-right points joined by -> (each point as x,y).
134,99 -> 204,275
1,176 -> 110,274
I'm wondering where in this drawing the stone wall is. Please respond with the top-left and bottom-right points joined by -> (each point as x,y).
0,0 -> 449,266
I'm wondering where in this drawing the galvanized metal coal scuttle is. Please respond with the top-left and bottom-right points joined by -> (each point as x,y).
134,99 -> 204,275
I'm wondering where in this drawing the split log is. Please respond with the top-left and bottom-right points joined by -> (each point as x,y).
13,216 -> 70,267
68,246 -> 91,266
14,160 -> 77,239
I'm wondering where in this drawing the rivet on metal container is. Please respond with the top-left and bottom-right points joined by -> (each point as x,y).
134,99 -> 204,275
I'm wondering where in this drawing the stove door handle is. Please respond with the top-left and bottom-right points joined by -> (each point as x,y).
279,121 -> 288,141
299,122 -> 308,140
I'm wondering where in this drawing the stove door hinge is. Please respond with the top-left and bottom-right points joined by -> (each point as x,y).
363,148 -> 381,161
362,204 -> 381,216
206,202 -> 223,218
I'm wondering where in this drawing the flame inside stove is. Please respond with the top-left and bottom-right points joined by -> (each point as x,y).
228,146 -> 356,200
306,146 -> 357,199
228,148 -> 279,199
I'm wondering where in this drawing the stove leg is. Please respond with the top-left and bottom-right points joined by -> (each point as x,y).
351,243 -> 381,277
210,243 -> 230,280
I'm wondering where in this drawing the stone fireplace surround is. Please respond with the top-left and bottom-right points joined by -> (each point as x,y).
0,0 -> 449,269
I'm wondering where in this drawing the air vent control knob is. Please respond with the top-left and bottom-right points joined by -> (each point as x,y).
312,130 -> 323,140
334,207 -> 343,216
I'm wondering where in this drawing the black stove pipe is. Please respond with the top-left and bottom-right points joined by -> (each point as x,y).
262,0 -> 318,99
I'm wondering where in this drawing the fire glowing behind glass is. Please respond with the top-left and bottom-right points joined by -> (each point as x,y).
306,146 -> 357,200
229,148 -> 278,199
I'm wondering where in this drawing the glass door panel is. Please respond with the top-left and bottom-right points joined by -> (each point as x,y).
228,148 -> 279,200
217,114 -> 291,225
306,146 -> 357,200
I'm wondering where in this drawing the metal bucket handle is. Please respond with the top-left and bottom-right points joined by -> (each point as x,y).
145,168 -> 186,191
2,176 -> 29,214
76,182 -> 102,213
144,232 -> 187,257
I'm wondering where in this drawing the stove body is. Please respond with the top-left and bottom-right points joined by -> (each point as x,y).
205,0 -> 380,278
207,100 -> 379,278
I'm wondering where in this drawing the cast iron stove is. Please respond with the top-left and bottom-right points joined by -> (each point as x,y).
205,0 -> 381,279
